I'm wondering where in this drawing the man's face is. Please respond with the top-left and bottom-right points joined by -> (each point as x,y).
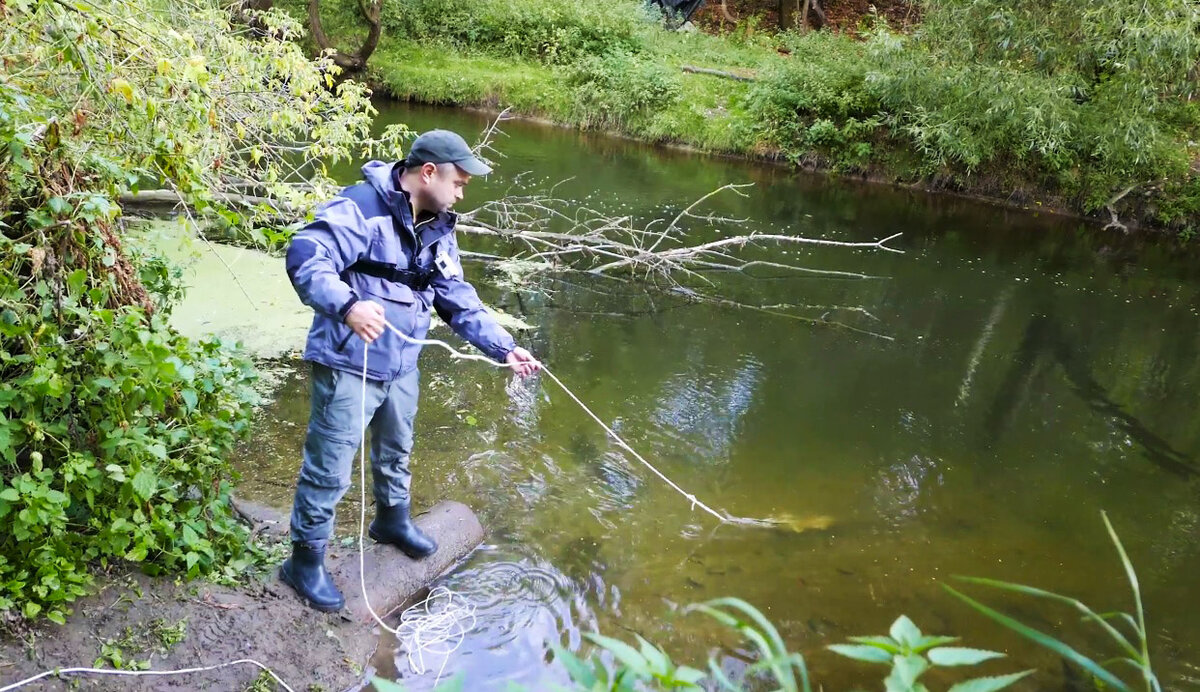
420,163 -> 470,213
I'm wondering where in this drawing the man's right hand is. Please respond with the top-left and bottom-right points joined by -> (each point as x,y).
345,300 -> 386,343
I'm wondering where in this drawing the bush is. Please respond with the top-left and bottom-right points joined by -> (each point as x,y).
0,0 -> 380,622
0,245 -> 260,622
746,32 -> 882,169
869,0 -> 1200,217
379,0 -> 654,64
567,50 -> 684,128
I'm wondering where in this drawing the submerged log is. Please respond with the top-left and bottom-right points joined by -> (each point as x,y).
231,497 -> 485,621
331,501 -> 485,623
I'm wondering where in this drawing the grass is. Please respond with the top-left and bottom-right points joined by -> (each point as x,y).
278,0 -> 1200,235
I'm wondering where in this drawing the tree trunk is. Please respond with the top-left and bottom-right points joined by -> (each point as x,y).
306,0 -> 382,72
780,0 -> 796,30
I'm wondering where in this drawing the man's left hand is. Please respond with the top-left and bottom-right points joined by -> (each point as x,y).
505,347 -> 542,377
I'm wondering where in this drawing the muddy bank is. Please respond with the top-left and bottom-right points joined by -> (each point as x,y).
0,502 -> 483,691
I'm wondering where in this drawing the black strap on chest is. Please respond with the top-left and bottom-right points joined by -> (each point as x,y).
344,258 -> 437,292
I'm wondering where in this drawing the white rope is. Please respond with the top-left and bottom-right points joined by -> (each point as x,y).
376,320 -> 765,526
0,658 -> 294,692
357,342 -> 474,689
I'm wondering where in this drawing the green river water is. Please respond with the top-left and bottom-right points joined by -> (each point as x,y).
232,103 -> 1200,690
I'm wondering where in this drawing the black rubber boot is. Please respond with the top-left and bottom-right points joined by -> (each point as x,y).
279,541 -> 345,612
368,502 -> 438,559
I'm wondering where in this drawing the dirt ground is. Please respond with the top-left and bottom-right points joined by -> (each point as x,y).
0,569 -> 374,692
0,509 -> 376,692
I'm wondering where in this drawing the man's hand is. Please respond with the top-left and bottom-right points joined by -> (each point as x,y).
345,300 -> 386,343
505,346 -> 541,377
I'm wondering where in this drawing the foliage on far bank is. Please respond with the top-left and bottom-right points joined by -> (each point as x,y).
0,0 -> 394,622
299,0 -> 1200,235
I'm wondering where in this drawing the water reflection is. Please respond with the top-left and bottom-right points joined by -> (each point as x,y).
231,103 -> 1200,690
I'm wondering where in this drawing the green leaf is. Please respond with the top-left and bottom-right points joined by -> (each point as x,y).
370,677 -> 407,692
848,635 -> 901,652
131,468 -> 157,500
551,642 -> 596,687
47,610 -> 67,625
586,632 -> 648,676
943,585 -> 1132,692
827,644 -> 894,664
0,488 -> 19,502
947,670 -> 1035,692
181,389 -> 198,412
889,615 -> 923,648
23,601 -> 41,619
635,635 -> 669,675
66,269 -> 87,297
913,635 -> 960,652
927,647 -> 1006,666
891,653 -> 929,688
672,665 -> 706,685
952,576 -> 1139,659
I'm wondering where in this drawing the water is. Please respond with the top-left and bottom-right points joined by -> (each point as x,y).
238,103 -> 1200,690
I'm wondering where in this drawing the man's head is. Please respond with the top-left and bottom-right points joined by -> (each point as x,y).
400,129 -> 491,215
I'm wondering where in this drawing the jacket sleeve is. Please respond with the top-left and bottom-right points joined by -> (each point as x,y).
285,197 -> 367,320
430,232 -> 517,363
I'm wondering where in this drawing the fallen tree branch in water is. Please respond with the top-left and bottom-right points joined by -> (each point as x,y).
457,182 -> 902,288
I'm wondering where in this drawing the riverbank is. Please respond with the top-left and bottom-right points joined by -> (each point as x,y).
284,0 -> 1200,238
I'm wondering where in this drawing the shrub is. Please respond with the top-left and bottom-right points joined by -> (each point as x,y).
869,0 -> 1200,218
379,0 -> 654,64
567,50 -> 684,128
746,32 -> 882,169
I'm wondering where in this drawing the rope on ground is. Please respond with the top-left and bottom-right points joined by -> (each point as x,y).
0,658 -> 295,692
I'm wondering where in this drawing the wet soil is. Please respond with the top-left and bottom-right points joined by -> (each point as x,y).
0,514 -> 377,692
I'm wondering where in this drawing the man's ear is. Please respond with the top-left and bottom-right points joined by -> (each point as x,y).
420,162 -> 438,182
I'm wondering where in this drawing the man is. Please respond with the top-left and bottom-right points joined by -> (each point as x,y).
282,129 -> 540,612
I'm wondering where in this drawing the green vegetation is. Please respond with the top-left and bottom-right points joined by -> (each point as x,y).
828,615 -> 1031,692
947,512 -> 1161,692
93,617 -> 188,670
0,0 -> 392,622
294,0 -> 1200,235
366,514 -> 1155,691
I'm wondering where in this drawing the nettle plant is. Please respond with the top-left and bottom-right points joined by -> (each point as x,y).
828,615 -> 1032,692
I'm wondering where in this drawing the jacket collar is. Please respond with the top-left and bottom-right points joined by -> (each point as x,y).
360,160 -> 457,247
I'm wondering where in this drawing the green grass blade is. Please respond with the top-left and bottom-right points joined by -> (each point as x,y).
943,585 -> 1132,692
954,576 -> 1139,659
698,597 -> 789,657
688,602 -> 798,692
1102,511 -> 1156,692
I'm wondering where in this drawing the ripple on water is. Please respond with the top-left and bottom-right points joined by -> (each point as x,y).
384,546 -> 596,690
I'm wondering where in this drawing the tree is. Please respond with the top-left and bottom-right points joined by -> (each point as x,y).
306,0 -> 384,71
0,0 -> 401,622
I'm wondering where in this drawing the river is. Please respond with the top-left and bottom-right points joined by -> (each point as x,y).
233,103 -> 1200,690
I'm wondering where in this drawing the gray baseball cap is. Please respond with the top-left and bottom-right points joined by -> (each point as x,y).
406,129 -> 492,176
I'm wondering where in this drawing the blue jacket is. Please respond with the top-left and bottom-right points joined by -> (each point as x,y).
285,160 -> 516,381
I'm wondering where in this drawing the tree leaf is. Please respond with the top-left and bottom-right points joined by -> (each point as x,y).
928,647 -> 1006,666
947,670 -> 1034,692
827,644 -> 894,664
